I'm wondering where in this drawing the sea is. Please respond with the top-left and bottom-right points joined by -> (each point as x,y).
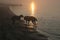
37,17 -> 60,40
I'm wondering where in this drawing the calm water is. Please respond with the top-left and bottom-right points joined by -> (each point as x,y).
37,17 -> 60,40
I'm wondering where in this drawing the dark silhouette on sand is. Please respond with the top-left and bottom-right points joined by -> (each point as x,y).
24,16 -> 37,25
11,15 -> 24,24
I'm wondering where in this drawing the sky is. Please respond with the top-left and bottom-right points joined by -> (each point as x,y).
0,0 -> 60,19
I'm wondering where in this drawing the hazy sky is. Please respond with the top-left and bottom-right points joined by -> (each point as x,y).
0,0 -> 60,19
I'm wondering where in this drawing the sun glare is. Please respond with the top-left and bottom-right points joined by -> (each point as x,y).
31,2 -> 35,16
